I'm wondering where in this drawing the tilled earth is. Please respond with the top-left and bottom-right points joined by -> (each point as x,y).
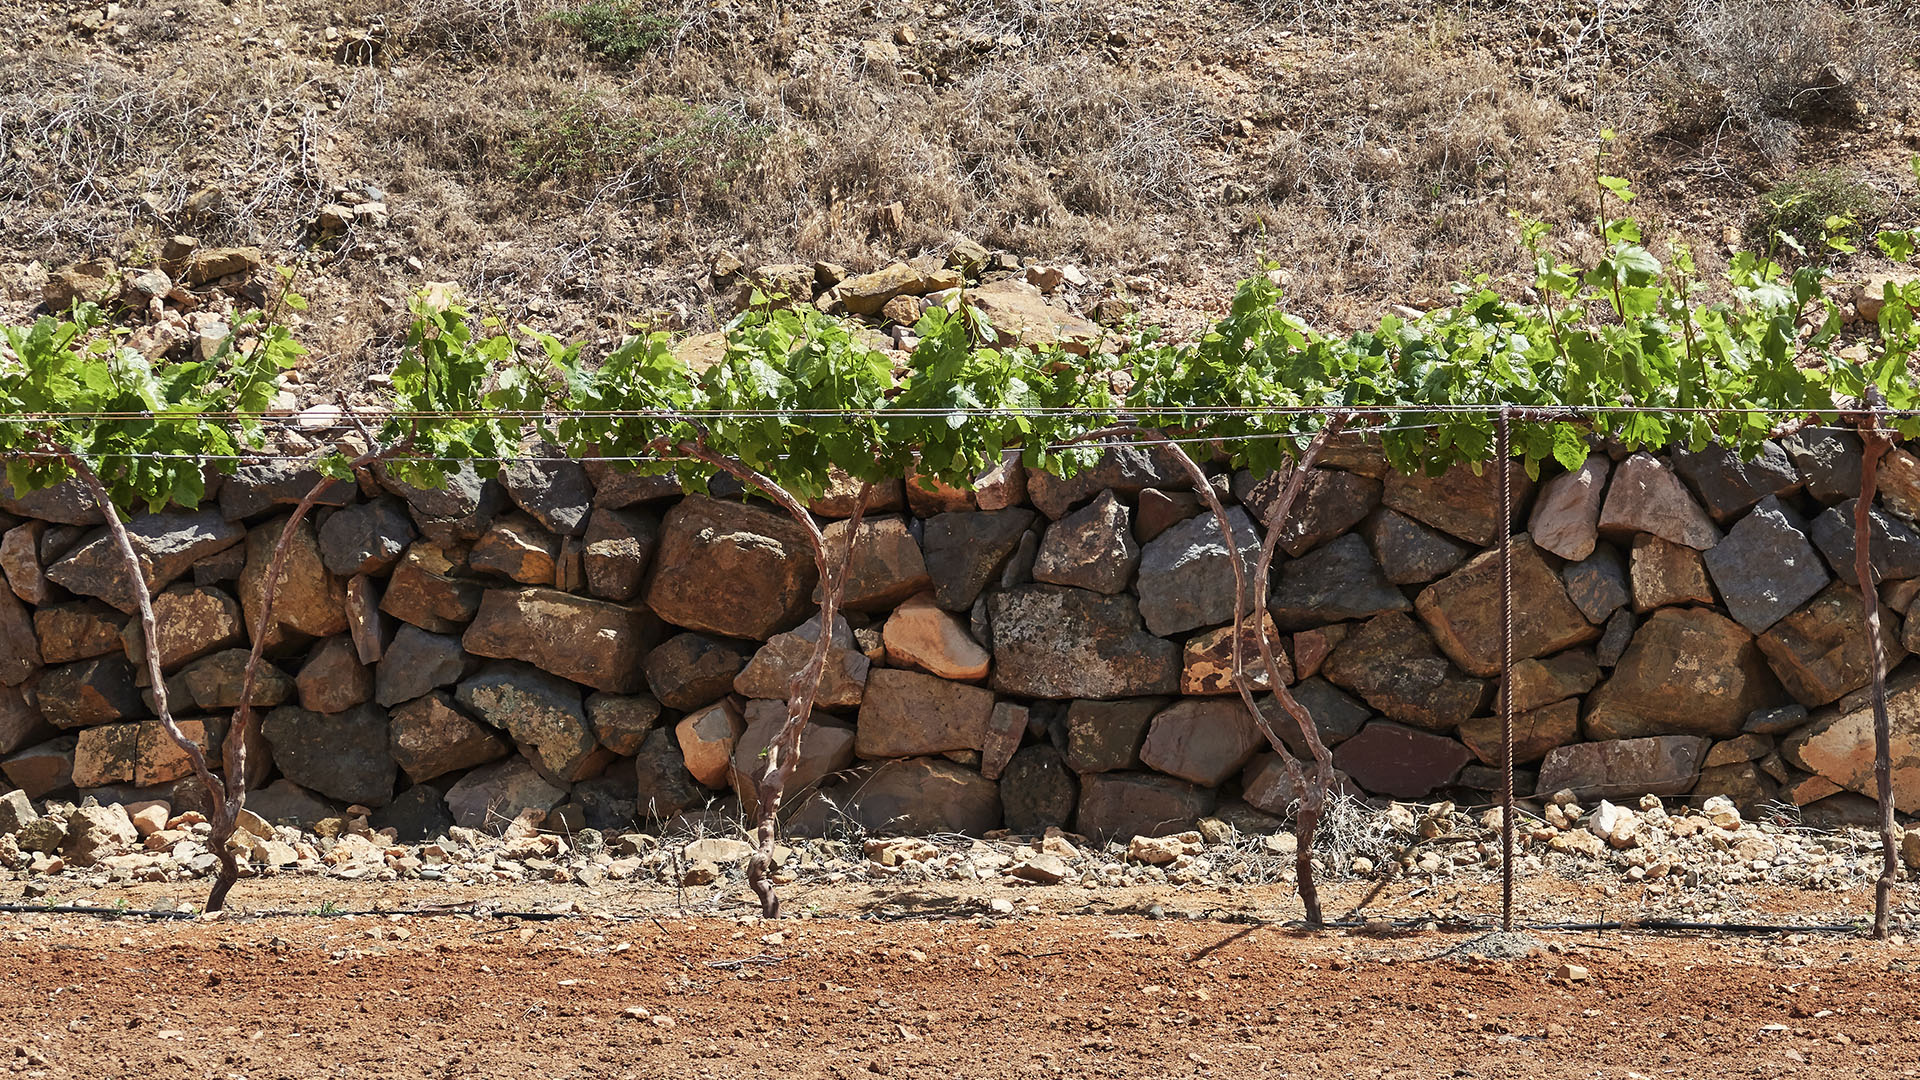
2,872 -> 1918,1080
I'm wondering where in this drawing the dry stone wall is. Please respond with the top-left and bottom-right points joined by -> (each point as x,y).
1,431 -> 1917,843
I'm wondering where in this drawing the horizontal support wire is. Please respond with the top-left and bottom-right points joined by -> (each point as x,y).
0,405 -> 1906,421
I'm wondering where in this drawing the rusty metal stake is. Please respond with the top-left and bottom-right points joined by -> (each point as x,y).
1496,409 -> 1517,932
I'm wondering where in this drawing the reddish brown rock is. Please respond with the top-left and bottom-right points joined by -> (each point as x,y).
904,451 -> 1026,515
1756,582 -> 1905,707
791,756 -> 1001,837
1138,699 -> 1264,786
1507,648 -> 1601,712
1782,668 -> 1920,811
582,507 -> 658,602
1414,535 -> 1598,677
1380,462 -> 1532,546
0,587 -> 41,686
462,587 -> 658,694
730,700 -> 857,816
1456,699 -> 1581,766
807,471 -> 907,519
583,692 -> 662,757
379,544 -> 483,634
1331,721 -> 1473,798
1322,612 -> 1488,730
71,721 -> 139,788
468,514 -> 559,585
1181,615 -> 1290,695
1584,607 -> 1784,740
733,616 -> 870,707
1290,625 -> 1348,681
238,515 -> 349,650
979,701 -> 1027,781
646,496 -> 817,640
643,633 -> 750,711
987,585 -> 1179,700
818,515 -> 931,611
1031,490 -> 1139,594
675,699 -> 746,788
0,521 -> 51,605
1133,488 -> 1202,544
1597,452 -> 1721,550
0,685 -> 53,755
1241,753 -> 1363,815
1074,771 -> 1216,842
296,636 -> 375,714
445,757 -> 570,832
1535,736 -> 1710,800
1,735 -> 75,798
133,717 -> 217,787
1528,454 -> 1609,561
1629,533 -> 1715,612
1064,697 -> 1166,774
388,691 -> 510,783
855,668 -> 996,759
35,655 -> 145,727
883,592 -> 991,681
32,600 -> 125,665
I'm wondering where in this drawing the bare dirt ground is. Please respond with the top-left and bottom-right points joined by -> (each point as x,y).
2,873 -> 1917,1079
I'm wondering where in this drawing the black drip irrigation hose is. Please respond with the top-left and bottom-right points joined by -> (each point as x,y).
0,902 -> 1875,936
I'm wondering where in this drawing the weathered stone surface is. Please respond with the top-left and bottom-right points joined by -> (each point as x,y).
1323,612 -> 1487,730
967,278 -> 1103,355
1585,607 -> 1784,740
71,722 -> 139,788
388,691 -> 509,782
1562,543 -> 1630,624
1270,676 -> 1372,757
1690,761 -> 1780,812
1507,648 -> 1602,712
1000,744 -> 1077,833
1031,490 -> 1139,594
176,648 -> 293,709
1236,468 -> 1382,557
988,585 -> 1179,699
1670,441 -> 1801,522
0,685 -> 53,755
36,655 -> 145,727
1781,429 -> 1862,505
1415,536 -> 1598,677
1629,533 -> 1715,612
1535,736 -> 1710,800
379,462 -> 507,539
818,516 -> 931,611
190,544 -> 246,585
317,497 -> 415,578
133,717 -> 217,786
730,701 -> 857,816
1,521 -> 52,605
239,515 -> 349,649
455,661 -> 600,783
1747,703 -> 1811,735
903,450 -> 1027,515
1782,669 -> 1920,811
1075,771 -> 1216,842
584,692 -> 662,757
218,461 -> 354,521
462,587 -> 657,693
1332,721 -> 1473,798
979,701 -> 1026,780
0,476 -> 102,525
468,515 -> 558,584
1457,699 -> 1582,766
0,587 -> 40,686
1136,507 -> 1259,637
444,757 -> 569,832
1269,533 -> 1412,630
806,470 -> 907,519
646,496 -> 817,640
32,600 -> 124,664
734,616 -> 870,707
1878,447 -> 1920,523
829,262 -> 952,315
1360,508 -> 1473,586
796,756 -> 1001,836
1,735 -> 74,798
643,633 -> 750,711
1134,488 -> 1202,544
499,450 -> 592,537
1064,697 -> 1166,773
1298,623 -> 1352,680
0,786 -> 37,834
856,668 -> 995,758
1528,454 -> 1610,561
127,584 -> 243,672
1241,754 -> 1363,815
1810,499 -> 1920,582
581,507 -> 658,602
295,636 -> 374,714
1701,495 -> 1829,634
921,509 -> 1036,611
1181,615 -> 1289,695
47,510 -> 246,613
883,592 -> 990,680
1596,608 -> 1636,666
1028,443 -> 1185,519
370,783 -> 456,842
1381,462 -> 1531,546
372,624 -> 467,707
380,546 -> 483,634
62,803 -> 138,865
1756,582 -> 1905,707
634,727 -> 707,820
1597,453 -> 1721,550
261,703 -> 396,806
674,699 -> 746,788
1704,732 -> 1775,767
585,460 -> 683,509
1139,698 -> 1263,786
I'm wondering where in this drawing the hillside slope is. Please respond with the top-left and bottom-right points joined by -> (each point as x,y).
2,0 -> 1917,387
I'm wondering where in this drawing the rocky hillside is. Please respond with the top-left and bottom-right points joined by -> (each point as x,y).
3,0 -> 1918,386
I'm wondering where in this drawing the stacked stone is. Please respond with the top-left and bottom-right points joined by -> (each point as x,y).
0,429 -> 1915,844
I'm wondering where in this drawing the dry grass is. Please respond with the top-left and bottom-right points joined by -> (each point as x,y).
0,0 -> 1915,380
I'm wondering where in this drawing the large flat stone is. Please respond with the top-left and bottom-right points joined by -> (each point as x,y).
1380,462 -> 1531,546
1138,698 -> 1264,786
1268,533 -> 1412,630
1535,736 -> 1710,800
1670,441 -> 1801,522
379,544 -> 484,633
645,496 -> 817,640
1783,669 -> 1920,812
987,585 -> 1179,699
1701,495 -> 1829,633
388,690 -> 508,782
374,624 -> 468,707
818,516 -> 930,611
444,757 -> 570,832
856,668 -> 995,758
1597,453 -> 1720,550
1781,429 -> 1862,505
1135,507 -> 1260,637
462,587 -> 658,693
791,757 -> 1001,837
1457,699 -> 1581,766
1332,721 -> 1473,799
1322,612 -> 1488,730
47,509 -> 246,613
1074,771 -> 1216,842
1414,536 -> 1598,677
921,509 -> 1037,612
1583,607 -> 1785,740
1755,582 -> 1904,707
260,703 -> 396,806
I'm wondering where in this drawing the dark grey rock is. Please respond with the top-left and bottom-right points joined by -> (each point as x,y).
1745,703 -> 1811,735
500,446 -> 594,536
1063,697 -> 1166,773
1701,495 -> 1830,634
1811,499 -> 1920,582
987,585 -> 1179,699
317,497 -> 416,577
999,744 -> 1078,834
1361,508 -> 1474,585
1563,543 -> 1631,624
582,507 -> 659,602
1031,490 -> 1139,594
922,509 -> 1037,612
46,509 -> 246,613
1270,676 -> 1372,757
35,656 -> 145,727
1781,428 -> 1863,504
370,783 -> 454,841
1028,443 -> 1186,519
1135,507 -> 1259,637
1669,441 -> 1802,522
633,727 -> 707,821
1596,608 -> 1636,667
1075,771 -> 1216,842
375,624 -> 469,707
261,703 -> 397,806
219,460 -> 355,520
1268,533 -> 1413,630
643,633 -> 750,711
